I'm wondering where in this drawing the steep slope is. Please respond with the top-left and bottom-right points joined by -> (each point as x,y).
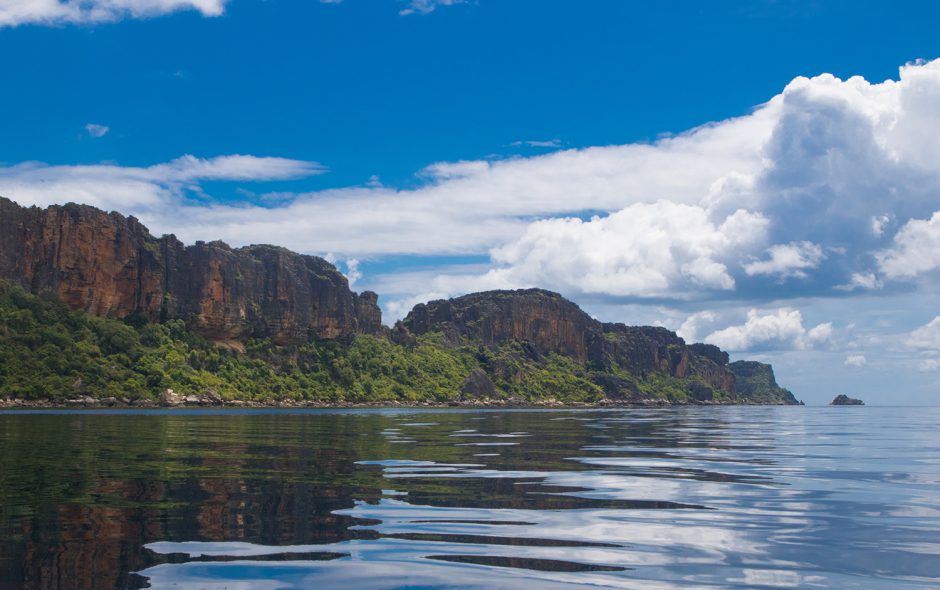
729,361 -> 801,405
0,197 -> 381,345
403,289 -> 739,402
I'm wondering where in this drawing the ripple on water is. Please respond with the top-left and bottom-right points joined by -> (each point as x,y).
3,407 -> 939,589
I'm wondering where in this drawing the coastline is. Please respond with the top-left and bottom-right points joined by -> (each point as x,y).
0,397 -> 801,410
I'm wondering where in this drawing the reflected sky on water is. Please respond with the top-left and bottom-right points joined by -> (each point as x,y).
1,407 -> 938,589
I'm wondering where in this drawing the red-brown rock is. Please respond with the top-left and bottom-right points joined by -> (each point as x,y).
403,288 -> 736,398
0,197 -> 381,344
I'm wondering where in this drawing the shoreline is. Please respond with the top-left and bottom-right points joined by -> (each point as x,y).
0,397 -> 801,410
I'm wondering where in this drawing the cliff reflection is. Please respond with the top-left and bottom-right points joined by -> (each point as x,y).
0,413 -> 388,590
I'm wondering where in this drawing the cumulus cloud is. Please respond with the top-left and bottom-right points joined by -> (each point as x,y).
676,310 -> 718,343
85,123 -> 110,138
845,354 -> 867,367
701,308 -> 833,352
877,212 -> 940,279
834,271 -> 883,291
6,59 -> 940,311
905,316 -> 940,350
743,241 -> 825,279
465,203 -> 767,299
0,0 -> 227,27
344,259 -> 362,288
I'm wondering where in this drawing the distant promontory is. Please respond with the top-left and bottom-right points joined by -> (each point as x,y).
0,197 -> 798,407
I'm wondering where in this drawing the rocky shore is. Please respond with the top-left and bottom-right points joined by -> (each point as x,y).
0,390 -> 801,410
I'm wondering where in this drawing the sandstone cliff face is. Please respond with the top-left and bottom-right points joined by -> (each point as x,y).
0,198 -> 382,344
403,288 -> 737,398
405,289 -> 598,360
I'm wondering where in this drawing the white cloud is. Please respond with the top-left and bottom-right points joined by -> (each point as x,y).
676,310 -> 718,343
877,211 -> 940,279
905,316 -> 940,350
1,101 -> 771,257
702,308 -> 833,352
919,358 -> 940,372
345,258 -> 362,288
845,354 -> 867,367
399,0 -> 468,16
0,0 -> 227,27
743,241 -> 825,279
0,155 -> 322,212
6,59 -> 940,311
871,214 -> 891,237
463,203 -> 767,299
85,123 -> 110,138
834,271 -> 883,292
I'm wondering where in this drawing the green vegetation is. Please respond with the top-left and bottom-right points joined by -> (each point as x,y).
0,282 -> 613,403
0,282 -> 786,404
730,360 -> 800,404
0,282 -> 469,402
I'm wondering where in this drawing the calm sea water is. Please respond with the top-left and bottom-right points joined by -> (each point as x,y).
1,407 -> 938,589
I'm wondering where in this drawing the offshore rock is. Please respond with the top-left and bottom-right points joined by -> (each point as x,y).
831,394 -> 864,406
0,198 -> 382,345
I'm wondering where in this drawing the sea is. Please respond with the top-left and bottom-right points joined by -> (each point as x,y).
1,406 -> 938,589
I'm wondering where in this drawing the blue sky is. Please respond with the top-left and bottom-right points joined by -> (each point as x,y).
3,0 -> 940,404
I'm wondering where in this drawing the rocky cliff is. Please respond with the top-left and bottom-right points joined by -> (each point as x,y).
0,197 -> 382,345
403,289 -> 738,400
729,360 -> 800,404
1,197 -> 801,405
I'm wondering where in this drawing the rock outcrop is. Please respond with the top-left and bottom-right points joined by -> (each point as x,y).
729,360 -> 800,405
403,289 -> 738,399
404,289 -> 597,360
0,197 -> 381,345
830,394 -> 864,406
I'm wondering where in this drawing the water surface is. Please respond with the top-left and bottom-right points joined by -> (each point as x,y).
1,407 -> 938,589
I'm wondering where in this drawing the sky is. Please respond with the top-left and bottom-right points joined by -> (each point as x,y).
2,0 -> 940,405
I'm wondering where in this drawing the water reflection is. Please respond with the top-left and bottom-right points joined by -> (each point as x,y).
0,407 -> 938,589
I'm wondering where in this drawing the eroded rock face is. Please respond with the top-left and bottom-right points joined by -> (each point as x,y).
730,360 -> 800,405
0,199 -> 165,319
405,289 -> 598,361
403,288 -> 737,398
0,198 -> 381,344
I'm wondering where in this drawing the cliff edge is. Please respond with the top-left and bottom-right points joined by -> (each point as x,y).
0,197 -> 381,345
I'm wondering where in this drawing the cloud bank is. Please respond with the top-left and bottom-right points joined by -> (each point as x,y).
4,59 -> 940,355
0,0 -> 227,27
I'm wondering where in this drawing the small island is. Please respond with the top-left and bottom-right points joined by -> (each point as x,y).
830,394 -> 865,406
